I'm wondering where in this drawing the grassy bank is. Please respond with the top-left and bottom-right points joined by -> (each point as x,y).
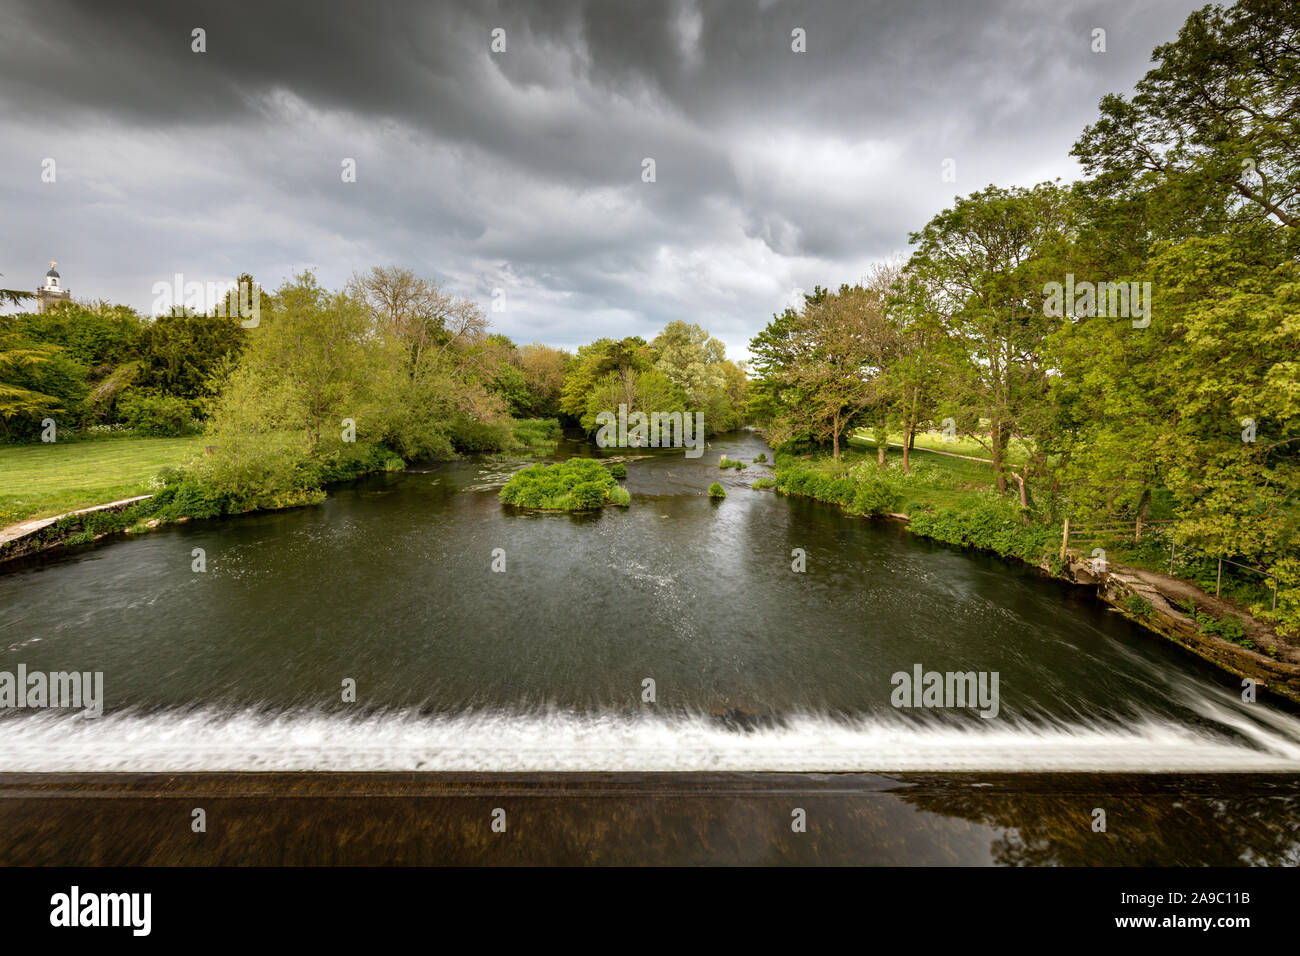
2,417 -> 564,552
0,434 -> 208,525
775,436 -> 1061,570
772,436 -> 1295,639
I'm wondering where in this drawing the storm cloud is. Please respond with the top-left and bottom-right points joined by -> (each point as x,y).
0,0 -> 1207,356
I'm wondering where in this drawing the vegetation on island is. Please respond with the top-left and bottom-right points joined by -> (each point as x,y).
499,458 -> 631,511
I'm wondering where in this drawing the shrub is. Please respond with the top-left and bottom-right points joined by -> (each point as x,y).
752,477 -> 775,490
851,472 -> 903,516
1124,594 -> 1154,618
118,393 -> 194,436
570,480 -> 609,510
907,504 -> 1057,564
510,417 -> 562,453
499,457 -> 629,511
708,482 -> 726,499
1182,602 -> 1250,643
754,453 -> 767,463
609,463 -> 627,479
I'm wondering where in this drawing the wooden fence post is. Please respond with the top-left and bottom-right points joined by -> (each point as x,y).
1060,518 -> 1070,561
1216,558 -> 1223,597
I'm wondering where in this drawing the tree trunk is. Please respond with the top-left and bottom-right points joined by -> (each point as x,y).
991,419 -> 1007,491
1136,488 -> 1151,541
903,423 -> 914,474
832,410 -> 840,460
1012,471 -> 1030,525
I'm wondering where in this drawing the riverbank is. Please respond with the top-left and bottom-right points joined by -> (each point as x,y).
0,419 -> 565,564
0,433 -> 206,526
770,437 -> 1300,704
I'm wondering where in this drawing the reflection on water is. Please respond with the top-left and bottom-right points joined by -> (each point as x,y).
0,772 -> 1296,866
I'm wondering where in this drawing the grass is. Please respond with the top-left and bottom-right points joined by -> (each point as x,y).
854,429 -> 1032,466
0,435 -> 208,525
509,418 -> 562,455
844,435 -> 998,512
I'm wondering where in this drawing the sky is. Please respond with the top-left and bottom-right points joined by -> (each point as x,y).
0,0 -> 1209,359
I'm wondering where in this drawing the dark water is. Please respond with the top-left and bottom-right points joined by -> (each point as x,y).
1,430 -> 1299,776
2,772 -> 1297,866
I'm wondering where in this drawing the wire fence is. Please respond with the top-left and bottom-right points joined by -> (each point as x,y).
1059,516 -> 1279,610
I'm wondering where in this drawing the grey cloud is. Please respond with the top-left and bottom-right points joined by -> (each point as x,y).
0,0 -> 1208,357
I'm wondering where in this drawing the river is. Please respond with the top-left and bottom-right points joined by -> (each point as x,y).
1,430 -> 1298,863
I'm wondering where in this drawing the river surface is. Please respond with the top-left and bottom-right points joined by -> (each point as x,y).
2,429 -> 1299,779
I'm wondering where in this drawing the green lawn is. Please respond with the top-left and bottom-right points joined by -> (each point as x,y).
0,436 -> 207,525
854,428 -> 1032,465
841,434 -> 1002,511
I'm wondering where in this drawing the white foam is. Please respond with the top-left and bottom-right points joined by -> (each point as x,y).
2,708 -> 1299,772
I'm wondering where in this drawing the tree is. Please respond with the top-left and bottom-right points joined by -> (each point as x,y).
349,266 -> 509,456
651,321 -> 725,404
208,272 -> 370,454
883,268 -> 952,474
0,325 -> 75,439
137,311 -> 246,404
1072,0 -> 1300,236
517,343 -> 571,416
904,182 -> 1072,493
748,283 -> 892,460
582,367 -> 686,434
559,337 -> 652,422
348,266 -> 489,378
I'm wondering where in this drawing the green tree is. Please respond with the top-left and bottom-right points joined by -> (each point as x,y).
905,182 -> 1072,495
1072,0 -> 1300,237
560,337 -> 652,422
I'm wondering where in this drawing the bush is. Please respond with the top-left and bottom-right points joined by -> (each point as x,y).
510,418 -> 562,453
118,393 -> 194,436
851,472 -> 903,516
751,477 -> 775,490
448,414 -> 514,452
499,457 -> 630,511
754,453 -> 767,463
907,503 -> 1057,564
1185,603 -> 1247,642
570,480 -> 609,510
609,463 -> 627,479
708,482 -> 726,499
1124,594 -> 1154,618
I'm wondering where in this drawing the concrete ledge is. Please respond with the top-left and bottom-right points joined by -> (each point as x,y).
0,495 -> 153,561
